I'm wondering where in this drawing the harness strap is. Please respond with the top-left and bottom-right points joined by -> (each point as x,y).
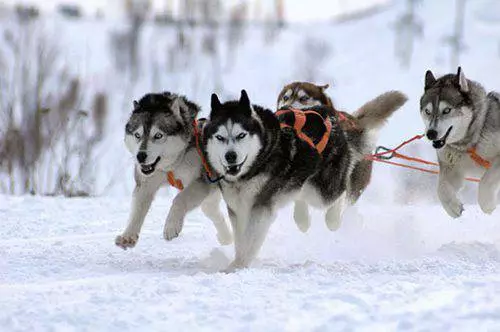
303,110 -> 332,154
193,120 -> 215,178
279,123 -> 316,149
165,120 -> 221,191
193,120 -> 223,183
167,171 -> 184,190
276,108 -> 332,154
368,134 -> 491,183
467,147 -> 491,169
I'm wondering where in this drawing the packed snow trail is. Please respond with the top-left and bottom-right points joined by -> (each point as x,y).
2,195 -> 500,331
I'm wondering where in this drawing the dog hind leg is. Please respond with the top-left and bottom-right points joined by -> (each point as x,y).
325,192 -> 347,231
293,200 -> 310,232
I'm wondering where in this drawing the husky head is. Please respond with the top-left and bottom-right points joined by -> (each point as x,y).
125,92 -> 199,176
277,82 -> 333,110
204,90 -> 263,181
420,67 -> 476,149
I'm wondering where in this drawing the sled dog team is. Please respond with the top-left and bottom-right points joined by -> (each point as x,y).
116,67 -> 500,272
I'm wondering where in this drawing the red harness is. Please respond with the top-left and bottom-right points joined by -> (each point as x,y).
276,108 -> 332,154
166,120 -> 215,191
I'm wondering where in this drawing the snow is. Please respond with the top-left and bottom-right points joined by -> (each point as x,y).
2,195 -> 500,331
2,0 -> 500,330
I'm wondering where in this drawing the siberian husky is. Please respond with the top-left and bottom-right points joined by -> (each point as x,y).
277,81 -> 408,231
203,90 -> 329,271
115,92 -> 232,249
420,67 -> 500,217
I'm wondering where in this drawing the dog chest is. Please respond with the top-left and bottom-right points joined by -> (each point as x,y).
165,148 -> 203,189
220,175 -> 269,213
438,146 -> 488,177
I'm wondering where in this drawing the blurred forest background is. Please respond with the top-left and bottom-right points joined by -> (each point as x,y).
0,0 -> 498,203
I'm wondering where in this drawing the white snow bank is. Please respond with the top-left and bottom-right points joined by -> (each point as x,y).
2,196 -> 500,331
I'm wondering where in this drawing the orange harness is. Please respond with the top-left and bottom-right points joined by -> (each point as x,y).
367,134 -> 491,183
166,120 -> 216,191
276,108 -> 332,154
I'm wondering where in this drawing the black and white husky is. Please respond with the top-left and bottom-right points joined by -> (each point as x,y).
203,90 -> 347,271
115,92 -> 232,250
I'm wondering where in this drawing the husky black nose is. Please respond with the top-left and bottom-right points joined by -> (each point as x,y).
137,151 -> 147,163
426,129 -> 438,140
225,151 -> 237,164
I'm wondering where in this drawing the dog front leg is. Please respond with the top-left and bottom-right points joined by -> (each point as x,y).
437,166 -> 465,218
225,207 -> 275,272
116,170 -> 163,249
478,157 -> 500,214
163,179 -> 211,241
201,191 -> 233,245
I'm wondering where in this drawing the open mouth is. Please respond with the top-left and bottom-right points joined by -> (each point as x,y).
223,157 -> 247,176
432,126 -> 453,149
140,157 -> 161,175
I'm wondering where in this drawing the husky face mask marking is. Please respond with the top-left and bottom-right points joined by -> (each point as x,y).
277,82 -> 330,110
205,91 -> 263,181
420,68 -> 474,149
125,94 -> 196,176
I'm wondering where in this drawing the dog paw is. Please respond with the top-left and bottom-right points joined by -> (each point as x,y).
216,231 -> 233,246
294,202 -> 310,233
325,208 -> 343,231
115,233 -> 138,250
222,260 -> 246,273
163,222 -> 182,241
478,190 -> 496,215
442,199 -> 464,219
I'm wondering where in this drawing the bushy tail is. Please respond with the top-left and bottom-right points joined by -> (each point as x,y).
353,91 -> 408,132
346,91 -> 407,204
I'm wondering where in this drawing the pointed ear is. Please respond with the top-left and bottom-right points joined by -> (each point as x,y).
239,90 -> 250,109
239,90 -> 252,117
211,93 -> 221,110
133,100 -> 139,110
457,66 -> 469,93
171,97 -> 184,122
425,70 -> 436,90
318,84 -> 330,91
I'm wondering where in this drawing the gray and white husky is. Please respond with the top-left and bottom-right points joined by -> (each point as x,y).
203,90 -> 326,271
420,67 -> 500,218
115,92 -> 232,249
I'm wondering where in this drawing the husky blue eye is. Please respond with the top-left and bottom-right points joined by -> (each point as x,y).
134,133 -> 141,139
215,135 -> 225,141
283,95 -> 289,101
154,133 -> 163,139
299,96 -> 309,102
424,109 -> 432,115
443,108 -> 452,115
236,133 -> 247,140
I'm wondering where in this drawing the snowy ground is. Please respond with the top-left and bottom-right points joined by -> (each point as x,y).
2,0 -> 500,330
2,195 -> 500,331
